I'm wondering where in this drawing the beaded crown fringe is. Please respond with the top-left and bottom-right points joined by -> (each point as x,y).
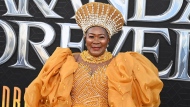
75,2 -> 124,37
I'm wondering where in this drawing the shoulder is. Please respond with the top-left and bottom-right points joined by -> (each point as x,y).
72,52 -> 81,61
53,47 -> 81,61
110,52 -> 136,69
116,51 -> 151,62
114,51 -> 157,69
52,47 -> 72,55
113,52 -> 137,62
116,51 -> 141,57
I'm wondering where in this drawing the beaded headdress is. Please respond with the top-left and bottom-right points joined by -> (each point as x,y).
75,2 -> 124,37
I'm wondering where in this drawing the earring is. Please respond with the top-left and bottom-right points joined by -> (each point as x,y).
107,44 -> 109,47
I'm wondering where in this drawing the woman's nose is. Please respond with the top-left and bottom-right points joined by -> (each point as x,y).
93,37 -> 100,43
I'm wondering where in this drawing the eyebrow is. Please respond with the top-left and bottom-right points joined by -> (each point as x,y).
88,33 -> 106,36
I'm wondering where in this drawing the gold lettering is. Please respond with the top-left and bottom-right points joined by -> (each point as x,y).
13,87 -> 21,107
2,86 -> 10,107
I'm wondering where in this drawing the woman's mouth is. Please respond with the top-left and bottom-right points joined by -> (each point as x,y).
92,47 -> 101,51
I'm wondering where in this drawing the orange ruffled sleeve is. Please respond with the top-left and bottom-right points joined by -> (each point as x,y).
24,47 -> 78,107
106,52 -> 163,107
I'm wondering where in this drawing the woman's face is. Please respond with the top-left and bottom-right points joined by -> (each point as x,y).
85,26 -> 110,57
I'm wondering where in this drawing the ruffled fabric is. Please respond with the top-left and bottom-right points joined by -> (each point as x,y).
24,47 -> 78,107
24,48 -> 163,107
106,52 -> 163,107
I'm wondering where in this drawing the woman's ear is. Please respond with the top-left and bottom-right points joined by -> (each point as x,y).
83,35 -> 87,49
83,32 -> 87,37
83,35 -> 86,40
108,37 -> 110,43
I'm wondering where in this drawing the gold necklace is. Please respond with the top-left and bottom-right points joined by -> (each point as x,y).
80,50 -> 112,64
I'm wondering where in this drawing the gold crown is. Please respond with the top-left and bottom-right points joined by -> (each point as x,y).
75,2 -> 124,37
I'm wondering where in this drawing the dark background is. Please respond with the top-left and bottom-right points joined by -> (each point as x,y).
0,0 -> 190,107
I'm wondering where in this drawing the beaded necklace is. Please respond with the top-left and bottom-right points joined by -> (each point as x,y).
80,50 -> 112,64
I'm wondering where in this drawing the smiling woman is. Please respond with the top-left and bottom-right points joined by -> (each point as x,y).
24,2 -> 163,107
85,26 -> 110,57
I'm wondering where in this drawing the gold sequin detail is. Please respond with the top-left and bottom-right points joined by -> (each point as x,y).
80,50 -> 112,64
71,63 -> 109,107
75,2 -> 124,37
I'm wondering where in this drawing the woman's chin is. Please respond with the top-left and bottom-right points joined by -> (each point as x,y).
89,51 -> 104,57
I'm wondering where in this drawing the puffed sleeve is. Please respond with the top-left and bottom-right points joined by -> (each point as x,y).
24,47 -> 78,107
106,52 -> 163,107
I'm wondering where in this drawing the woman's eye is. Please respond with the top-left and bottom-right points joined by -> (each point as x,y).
88,36 -> 94,38
100,36 -> 105,38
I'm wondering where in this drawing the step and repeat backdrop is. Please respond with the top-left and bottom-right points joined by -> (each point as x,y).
0,0 -> 190,107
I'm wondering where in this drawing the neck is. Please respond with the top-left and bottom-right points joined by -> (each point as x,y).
80,50 -> 112,64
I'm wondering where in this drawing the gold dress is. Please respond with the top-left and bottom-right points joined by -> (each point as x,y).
24,47 -> 163,107
71,51 -> 112,107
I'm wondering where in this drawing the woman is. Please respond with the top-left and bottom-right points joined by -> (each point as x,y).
24,2 -> 163,107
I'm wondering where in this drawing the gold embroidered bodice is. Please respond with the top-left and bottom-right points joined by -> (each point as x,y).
71,51 -> 112,107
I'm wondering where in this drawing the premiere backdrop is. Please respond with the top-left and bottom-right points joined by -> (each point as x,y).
0,0 -> 190,107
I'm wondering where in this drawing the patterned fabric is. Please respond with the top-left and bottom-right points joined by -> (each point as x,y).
75,2 -> 124,37
24,47 -> 163,107
71,63 -> 108,107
